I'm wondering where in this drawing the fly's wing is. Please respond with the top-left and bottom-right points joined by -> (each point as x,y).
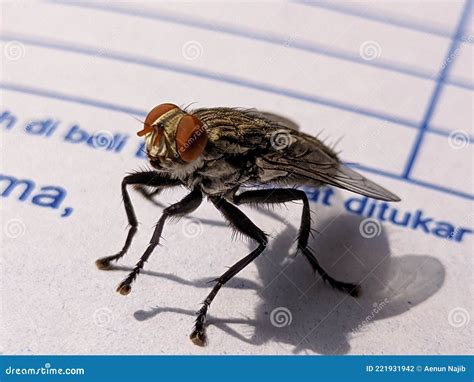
193,107 -> 400,201
257,128 -> 401,202
193,107 -> 274,154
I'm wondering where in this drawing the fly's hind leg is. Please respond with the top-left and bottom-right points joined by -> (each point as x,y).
233,188 -> 360,297
95,171 -> 182,270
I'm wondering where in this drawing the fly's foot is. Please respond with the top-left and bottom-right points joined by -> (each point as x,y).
95,257 -> 112,270
116,282 -> 132,295
190,305 -> 209,346
190,326 -> 207,347
302,247 -> 361,297
318,270 -> 361,297
96,249 -> 127,270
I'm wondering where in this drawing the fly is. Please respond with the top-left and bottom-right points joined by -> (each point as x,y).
96,103 -> 400,346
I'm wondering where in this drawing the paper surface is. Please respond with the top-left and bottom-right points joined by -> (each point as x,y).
0,1 -> 472,355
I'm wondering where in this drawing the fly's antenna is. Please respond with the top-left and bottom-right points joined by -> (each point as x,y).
129,113 -> 156,137
128,113 -> 145,125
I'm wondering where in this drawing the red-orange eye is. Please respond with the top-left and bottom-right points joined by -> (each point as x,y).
137,103 -> 179,137
176,115 -> 208,162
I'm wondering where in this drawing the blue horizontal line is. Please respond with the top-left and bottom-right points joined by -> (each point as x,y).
0,81 -> 422,139
0,82 -> 462,146
51,0 -> 474,91
350,164 -> 474,201
428,128 -> 473,143
0,32 -> 423,129
296,1 -> 474,45
0,82 -> 147,117
1,82 -> 472,201
2,33 -> 472,143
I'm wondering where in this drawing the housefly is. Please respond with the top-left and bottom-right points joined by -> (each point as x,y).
96,103 -> 400,346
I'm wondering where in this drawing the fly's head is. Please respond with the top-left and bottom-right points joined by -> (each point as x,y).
137,103 -> 208,175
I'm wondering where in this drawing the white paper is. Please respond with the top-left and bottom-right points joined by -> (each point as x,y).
1,0 -> 472,355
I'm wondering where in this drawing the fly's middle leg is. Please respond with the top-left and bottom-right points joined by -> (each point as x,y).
116,188 -> 202,295
233,188 -> 360,297
190,197 -> 268,346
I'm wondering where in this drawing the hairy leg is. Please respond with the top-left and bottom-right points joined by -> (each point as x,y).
190,197 -> 268,346
234,188 -> 360,297
117,188 -> 202,295
96,171 -> 181,269
135,185 -> 163,203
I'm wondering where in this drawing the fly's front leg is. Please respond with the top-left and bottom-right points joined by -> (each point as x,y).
95,172 -> 182,270
190,197 -> 268,346
234,188 -> 360,297
116,188 -> 203,295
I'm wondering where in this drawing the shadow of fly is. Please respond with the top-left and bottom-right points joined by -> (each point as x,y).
96,103 -> 400,346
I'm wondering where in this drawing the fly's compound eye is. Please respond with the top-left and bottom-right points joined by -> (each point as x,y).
137,103 -> 179,137
176,115 -> 208,162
